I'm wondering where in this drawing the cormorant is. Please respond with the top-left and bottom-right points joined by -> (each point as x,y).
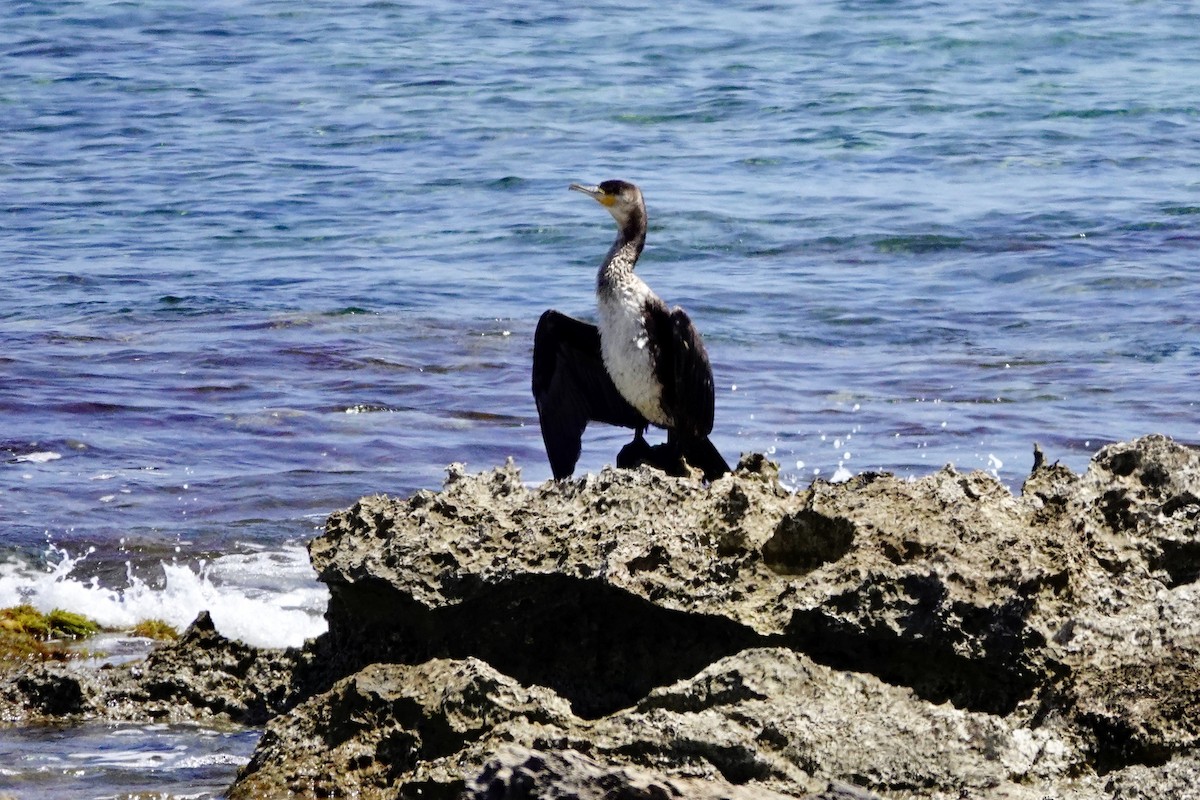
532,179 -> 730,482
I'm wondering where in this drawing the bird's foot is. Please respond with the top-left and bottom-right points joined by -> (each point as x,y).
617,434 -> 688,477
616,431 -> 653,470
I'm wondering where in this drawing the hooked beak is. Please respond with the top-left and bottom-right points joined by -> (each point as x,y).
569,182 -> 614,206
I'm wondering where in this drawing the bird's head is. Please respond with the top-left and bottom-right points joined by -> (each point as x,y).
569,179 -> 645,234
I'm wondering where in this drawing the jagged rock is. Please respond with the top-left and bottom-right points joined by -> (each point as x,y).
287,435 -> 1200,796
1025,437 -> 1200,770
125,610 -> 300,723
12,669 -> 91,717
463,745 -> 841,800
228,648 -> 1129,799
0,611 -> 301,725
226,651 -> 918,798
230,657 -> 577,799
614,647 -> 1079,794
7,436 -> 1200,800
1102,753 -> 1200,800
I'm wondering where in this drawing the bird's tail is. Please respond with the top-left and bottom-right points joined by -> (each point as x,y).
681,435 -> 731,482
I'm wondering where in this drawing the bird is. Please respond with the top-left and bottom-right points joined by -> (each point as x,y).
532,179 -> 730,482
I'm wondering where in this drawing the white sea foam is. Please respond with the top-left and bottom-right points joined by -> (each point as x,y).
830,466 -> 854,483
987,453 -> 1004,477
13,451 -> 62,463
0,546 -> 328,649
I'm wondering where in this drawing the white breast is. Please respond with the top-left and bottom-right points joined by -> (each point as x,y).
597,277 -> 669,427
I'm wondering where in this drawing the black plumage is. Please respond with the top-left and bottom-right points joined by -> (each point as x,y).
532,180 -> 730,482
532,309 -> 647,479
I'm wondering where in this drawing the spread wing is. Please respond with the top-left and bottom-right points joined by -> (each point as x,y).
532,309 -> 648,479
644,299 -> 716,439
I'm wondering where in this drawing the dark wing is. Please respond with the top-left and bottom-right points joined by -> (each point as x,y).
532,309 -> 648,479
644,299 -> 716,438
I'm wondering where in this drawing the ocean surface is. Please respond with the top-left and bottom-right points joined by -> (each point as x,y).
1,0 -> 1197,795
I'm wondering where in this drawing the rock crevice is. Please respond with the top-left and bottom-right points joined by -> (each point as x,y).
3,435 -> 1198,799
277,435 -> 1200,797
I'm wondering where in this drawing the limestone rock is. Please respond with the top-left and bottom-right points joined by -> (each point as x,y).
230,657 -> 576,799
288,436 -> 1200,797
6,436 -> 1200,800
463,745 -> 843,800
0,610 -> 300,725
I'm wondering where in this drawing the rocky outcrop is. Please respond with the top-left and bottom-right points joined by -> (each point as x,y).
0,611 -> 302,725
228,434 -> 1200,798
3,435 -> 1198,799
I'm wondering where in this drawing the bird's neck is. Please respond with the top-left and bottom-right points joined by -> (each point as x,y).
596,218 -> 646,294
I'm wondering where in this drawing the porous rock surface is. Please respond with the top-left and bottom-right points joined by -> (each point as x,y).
0,610 -> 302,725
2,435 -> 1198,799
230,434 -> 1200,799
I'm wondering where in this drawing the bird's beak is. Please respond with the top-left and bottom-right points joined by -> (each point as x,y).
569,183 -> 614,206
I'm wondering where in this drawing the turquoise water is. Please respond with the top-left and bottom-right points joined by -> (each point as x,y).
2,1 -> 1199,796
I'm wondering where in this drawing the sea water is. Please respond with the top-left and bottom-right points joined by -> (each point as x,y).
0,721 -> 259,799
2,1 -> 1198,796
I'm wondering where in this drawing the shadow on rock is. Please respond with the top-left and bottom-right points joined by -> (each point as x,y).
319,572 -> 765,719
7,435 -> 1200,800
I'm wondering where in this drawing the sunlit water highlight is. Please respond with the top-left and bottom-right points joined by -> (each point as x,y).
0,722 -> 258,799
